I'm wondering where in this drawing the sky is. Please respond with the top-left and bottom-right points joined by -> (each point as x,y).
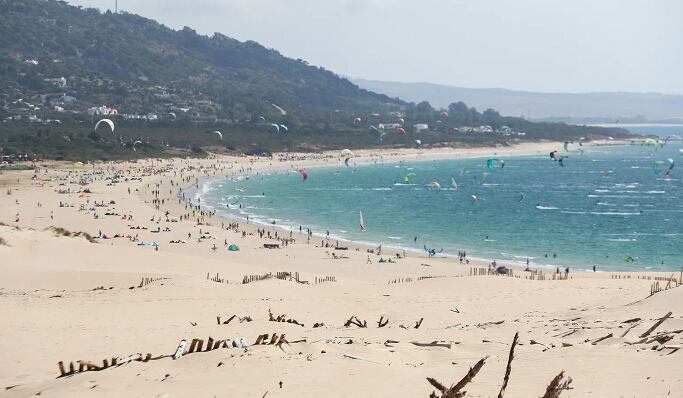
67,0 -> 683,94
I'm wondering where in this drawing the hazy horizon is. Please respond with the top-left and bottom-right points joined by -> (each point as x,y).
68,0 -> 683,95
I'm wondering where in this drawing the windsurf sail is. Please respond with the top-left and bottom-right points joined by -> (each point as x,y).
359,210 -> 366,232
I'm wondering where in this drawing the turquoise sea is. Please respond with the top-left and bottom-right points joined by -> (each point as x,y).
199,131 -> 682,272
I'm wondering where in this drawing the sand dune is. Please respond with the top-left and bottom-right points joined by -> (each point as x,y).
1,143 -> 681,397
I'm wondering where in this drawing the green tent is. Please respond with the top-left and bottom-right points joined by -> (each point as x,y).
228,244 -> 239,251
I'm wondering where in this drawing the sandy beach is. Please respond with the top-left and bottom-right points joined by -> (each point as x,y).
1,141 -> 681,398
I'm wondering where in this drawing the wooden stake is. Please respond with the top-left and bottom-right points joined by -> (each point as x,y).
498,332 -> 519,398
188,338 -> 198,353
640,312 -> 672,338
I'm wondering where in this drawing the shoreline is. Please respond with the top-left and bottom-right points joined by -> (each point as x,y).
182,140 -> 655,274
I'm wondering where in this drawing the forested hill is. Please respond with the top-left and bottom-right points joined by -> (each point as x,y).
0,0 -> 396,115
0,0 -> 633,161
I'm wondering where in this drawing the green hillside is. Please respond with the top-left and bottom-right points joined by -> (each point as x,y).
0,0 -> 633,161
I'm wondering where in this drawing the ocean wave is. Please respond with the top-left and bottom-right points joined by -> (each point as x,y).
591,211 -> 640,216
588,194 -> 655,199
536,206 -> 559,210
561,210 -> 640,216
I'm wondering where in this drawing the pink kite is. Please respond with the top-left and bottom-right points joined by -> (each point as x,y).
298,169 -> 308,182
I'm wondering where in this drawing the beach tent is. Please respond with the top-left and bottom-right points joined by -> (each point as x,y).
228,244 -> 239,251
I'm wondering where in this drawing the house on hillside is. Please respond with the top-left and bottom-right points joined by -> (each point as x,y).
87,106 -> 118,116
378,123 -> 401,130
413,124 -> 429,132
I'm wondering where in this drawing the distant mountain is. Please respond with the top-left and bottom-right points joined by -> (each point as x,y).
0,0 -> 633,161
352,79 -> 683,122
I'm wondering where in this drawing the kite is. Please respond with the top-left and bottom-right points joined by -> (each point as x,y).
94,118 -> 115,133
298,169 -> 308,182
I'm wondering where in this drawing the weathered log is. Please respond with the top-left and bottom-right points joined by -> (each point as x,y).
591,333 -> 613,345
639,312 -> 672,338
497,332 -> 519,398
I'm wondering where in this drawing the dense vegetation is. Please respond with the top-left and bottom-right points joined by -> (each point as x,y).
0,0 -> 633,161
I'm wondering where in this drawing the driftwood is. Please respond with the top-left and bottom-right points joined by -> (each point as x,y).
426,378 -> 448,394
411,341 -> 452,349
399,318 -> 425,330
427,356 -> 487,398
255,333 -> 288,348
217,314 -> 236,325
344,316 -> 367,328
497,332 -> 519,398
343,354 -> 385,365
477,320 -> 505,328
591,333 -> 613,345
530,340 -> 550,350
621,322 -> 640,337
639,312 -> 672,338
541,371 -> 573,398
553,329 -> 579,338
275,334 -> 289,350
268,309 -> 304,327
378,316 -> 389,328
58,352 -> 164,378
